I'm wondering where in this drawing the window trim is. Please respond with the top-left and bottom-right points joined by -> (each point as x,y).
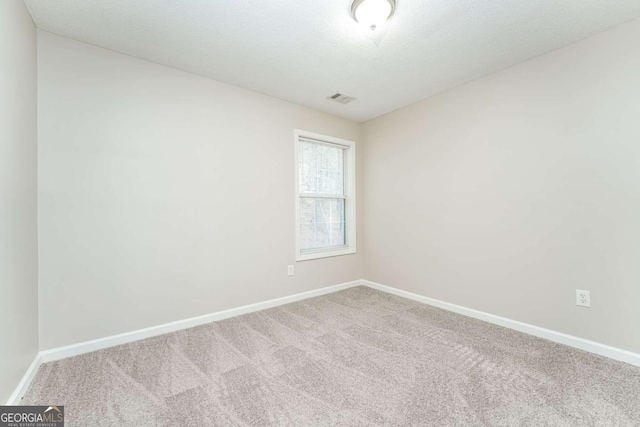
294,129 -> 356,262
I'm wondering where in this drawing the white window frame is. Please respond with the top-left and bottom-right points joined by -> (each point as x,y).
294,129 -> 356,261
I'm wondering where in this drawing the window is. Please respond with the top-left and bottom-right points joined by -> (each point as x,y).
295,130 -> 356,261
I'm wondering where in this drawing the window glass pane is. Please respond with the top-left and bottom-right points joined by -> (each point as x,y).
299,197 -> 345,251
299,141 -> 344,195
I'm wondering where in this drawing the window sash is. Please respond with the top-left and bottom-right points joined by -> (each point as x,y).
298,139 -> 346,196
299,195 -> 346,252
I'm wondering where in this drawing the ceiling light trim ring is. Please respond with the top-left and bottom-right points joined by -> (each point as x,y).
351,0 -> 396,29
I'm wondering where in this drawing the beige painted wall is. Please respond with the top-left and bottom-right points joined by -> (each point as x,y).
37,31 -> 362,350
363,18 -> 640,353
0,1 -> 39,403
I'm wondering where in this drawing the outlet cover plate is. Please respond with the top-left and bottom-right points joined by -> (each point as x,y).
576,289 -> 591,307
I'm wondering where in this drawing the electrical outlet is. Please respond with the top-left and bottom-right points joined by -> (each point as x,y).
287,265 -> 294,276
576,289 -> 590,307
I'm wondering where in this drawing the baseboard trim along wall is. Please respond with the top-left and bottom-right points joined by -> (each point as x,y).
362,280 -> 640,367
38,280 -> 363,364
6,279 -> 362,404
6,353 -> 43,406
8,278 -> 640,404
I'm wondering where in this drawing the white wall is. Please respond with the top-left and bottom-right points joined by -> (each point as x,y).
37,31 -> 362,350
363,18 -> 640,353
0,1 -> 39,403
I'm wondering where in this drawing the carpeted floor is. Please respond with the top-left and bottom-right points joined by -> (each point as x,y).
22,286 -> 640,426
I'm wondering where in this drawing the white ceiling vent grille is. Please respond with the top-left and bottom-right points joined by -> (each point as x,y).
328,93 -> 356,104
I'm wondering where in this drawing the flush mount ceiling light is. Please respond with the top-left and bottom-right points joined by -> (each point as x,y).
351,0 -> 396,31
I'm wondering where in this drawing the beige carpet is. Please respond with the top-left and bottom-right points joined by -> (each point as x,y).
22,286 -> 640,426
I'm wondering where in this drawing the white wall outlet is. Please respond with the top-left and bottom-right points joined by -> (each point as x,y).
287,265 -> 294,276
576,289 -> 590,307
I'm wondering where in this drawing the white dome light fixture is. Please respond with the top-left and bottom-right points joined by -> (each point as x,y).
351,0 -> 396,31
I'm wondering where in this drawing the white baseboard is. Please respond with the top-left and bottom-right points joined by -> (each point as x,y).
8,278 -> 639,405
39,280 -> 363,364
7,279 -> 362,404
362,280 -> 640,367
6,353 -> 43,405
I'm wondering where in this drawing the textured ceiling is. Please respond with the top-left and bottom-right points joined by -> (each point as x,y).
24,0 -> 640,122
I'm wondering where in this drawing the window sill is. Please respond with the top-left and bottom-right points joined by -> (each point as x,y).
296,247 -> 356,262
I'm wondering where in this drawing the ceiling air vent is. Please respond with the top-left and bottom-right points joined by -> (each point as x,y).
328,93 -> 356,104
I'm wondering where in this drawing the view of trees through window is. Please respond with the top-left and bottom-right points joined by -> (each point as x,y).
299,140 -> 346,251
